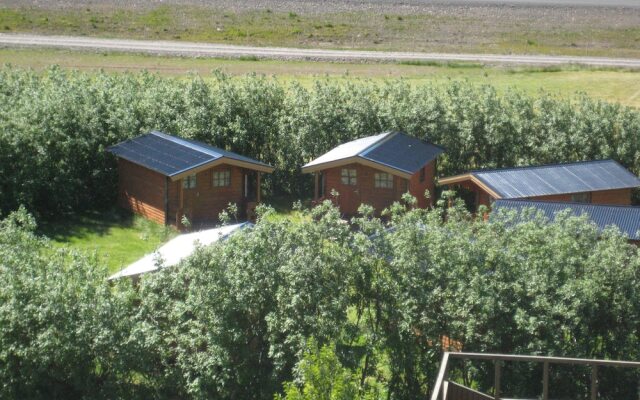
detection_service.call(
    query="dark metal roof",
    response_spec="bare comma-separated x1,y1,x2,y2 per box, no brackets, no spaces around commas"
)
108,131,273,177
473,160,640,198
493,199,640,240
303,131,444,175
360,132,445,175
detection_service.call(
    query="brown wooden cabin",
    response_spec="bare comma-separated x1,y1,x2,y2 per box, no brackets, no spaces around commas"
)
108,131,274,228
301,131,444,216
438,159,640,213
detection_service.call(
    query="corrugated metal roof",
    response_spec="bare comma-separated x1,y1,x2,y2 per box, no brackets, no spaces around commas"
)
493,199,640,240
302,131,444,174
473,160,640,198
108,131,273,176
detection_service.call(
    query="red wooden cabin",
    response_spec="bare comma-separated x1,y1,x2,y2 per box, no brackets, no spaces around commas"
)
108,131,274,227
301,132,444,216
439,160,640,212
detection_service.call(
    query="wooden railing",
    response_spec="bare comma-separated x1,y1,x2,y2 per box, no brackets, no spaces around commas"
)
430,352,640,400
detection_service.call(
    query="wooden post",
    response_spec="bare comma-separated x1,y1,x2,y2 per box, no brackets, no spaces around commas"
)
591,365,598,400
542,361,549,400
494,361,501,400
314,172,319,201
256,172,261,204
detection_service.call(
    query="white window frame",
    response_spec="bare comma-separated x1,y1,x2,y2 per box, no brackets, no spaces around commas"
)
341,168,357,185
374,172,394,189
213,169,231,187
183,174,197,189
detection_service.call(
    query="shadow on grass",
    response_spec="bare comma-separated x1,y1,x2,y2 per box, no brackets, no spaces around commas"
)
38,208,137,243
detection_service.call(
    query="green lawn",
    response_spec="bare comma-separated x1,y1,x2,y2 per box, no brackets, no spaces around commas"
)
39,209,176,273
2,48,640,108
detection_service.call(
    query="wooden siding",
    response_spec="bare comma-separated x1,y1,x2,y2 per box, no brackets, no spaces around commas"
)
118,160,253,227
446,179,633,212
320,160,437,215
117,159,166,224
528,188,631,204
409,160,437,209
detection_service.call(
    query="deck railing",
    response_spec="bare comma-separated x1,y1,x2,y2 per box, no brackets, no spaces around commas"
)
430,352,640,400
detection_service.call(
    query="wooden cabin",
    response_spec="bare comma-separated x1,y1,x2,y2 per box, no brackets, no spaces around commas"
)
301,131,444,215
108,131,274,227
439,160,640,213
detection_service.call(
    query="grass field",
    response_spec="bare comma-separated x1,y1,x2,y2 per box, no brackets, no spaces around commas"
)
2,48,639,107
1,3,639,58
39,209,176,273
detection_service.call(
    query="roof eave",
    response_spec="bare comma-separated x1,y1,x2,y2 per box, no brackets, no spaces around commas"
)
169,157,274,181
302,156,413,179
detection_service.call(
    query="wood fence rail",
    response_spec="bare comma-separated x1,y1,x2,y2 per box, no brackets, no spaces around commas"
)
430,352,640,400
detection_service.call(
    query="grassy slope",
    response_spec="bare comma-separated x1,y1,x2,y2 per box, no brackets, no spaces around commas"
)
39,209,176,273
1,5,639,58
2,48,639,108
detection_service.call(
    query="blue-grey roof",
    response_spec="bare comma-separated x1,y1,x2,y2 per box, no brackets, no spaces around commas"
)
108,131,273,177
493,199,640,240
302,131,444,176
473,160,640,198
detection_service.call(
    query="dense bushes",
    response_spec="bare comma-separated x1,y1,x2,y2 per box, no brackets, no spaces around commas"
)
2,66,640,217
0,208,141,399
2,199,639,399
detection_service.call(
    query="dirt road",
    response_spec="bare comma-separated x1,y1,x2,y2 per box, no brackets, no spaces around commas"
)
2,33,640,68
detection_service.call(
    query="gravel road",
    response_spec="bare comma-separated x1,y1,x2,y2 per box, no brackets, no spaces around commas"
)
2,33,639,68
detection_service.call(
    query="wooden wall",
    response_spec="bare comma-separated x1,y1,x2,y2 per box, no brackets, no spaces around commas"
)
320,160,437,216
118,159,250,227
117,159,166,224
169,165,245,226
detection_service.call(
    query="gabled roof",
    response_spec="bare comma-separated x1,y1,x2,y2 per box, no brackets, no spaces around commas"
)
108,131,274,180
439,160,640,199
301,131,444,179
493,199,640,241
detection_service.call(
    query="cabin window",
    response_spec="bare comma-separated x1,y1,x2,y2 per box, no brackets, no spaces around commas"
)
213,170,231,187
419,167,426,182
182,174,197,189
374,172,394,189
571,192,591,203
341,168,357,185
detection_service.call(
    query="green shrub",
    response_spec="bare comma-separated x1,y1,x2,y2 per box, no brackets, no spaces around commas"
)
0,207,141,399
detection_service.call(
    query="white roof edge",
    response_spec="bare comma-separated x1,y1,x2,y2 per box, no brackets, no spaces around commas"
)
108,222,251,280
302,132,392,168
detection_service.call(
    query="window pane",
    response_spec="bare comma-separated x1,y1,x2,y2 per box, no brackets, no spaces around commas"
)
213,170,231,187
183,174,196,189
341,168,357,185
375,172,393,189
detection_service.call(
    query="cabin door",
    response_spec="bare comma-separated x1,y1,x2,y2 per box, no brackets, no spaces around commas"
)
180,175,199,226
338,167,360,214
243,170,258,219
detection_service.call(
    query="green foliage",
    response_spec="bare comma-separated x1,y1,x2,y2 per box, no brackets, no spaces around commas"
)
2,66,640,218
0,207,142,399
1,199,640,399
278,339,384,400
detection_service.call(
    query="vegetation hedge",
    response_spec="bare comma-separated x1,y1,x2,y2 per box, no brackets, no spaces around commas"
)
1,66,640,218
2,199,639,399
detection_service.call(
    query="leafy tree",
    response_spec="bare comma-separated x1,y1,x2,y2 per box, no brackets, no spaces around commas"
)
0,208,141,399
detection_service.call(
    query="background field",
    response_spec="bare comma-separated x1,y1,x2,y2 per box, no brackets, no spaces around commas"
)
2,48,639,108
1,0,640,58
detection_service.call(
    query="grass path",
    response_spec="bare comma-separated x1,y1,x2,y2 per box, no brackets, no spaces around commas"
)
2,48,639,107
39,209,176,273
